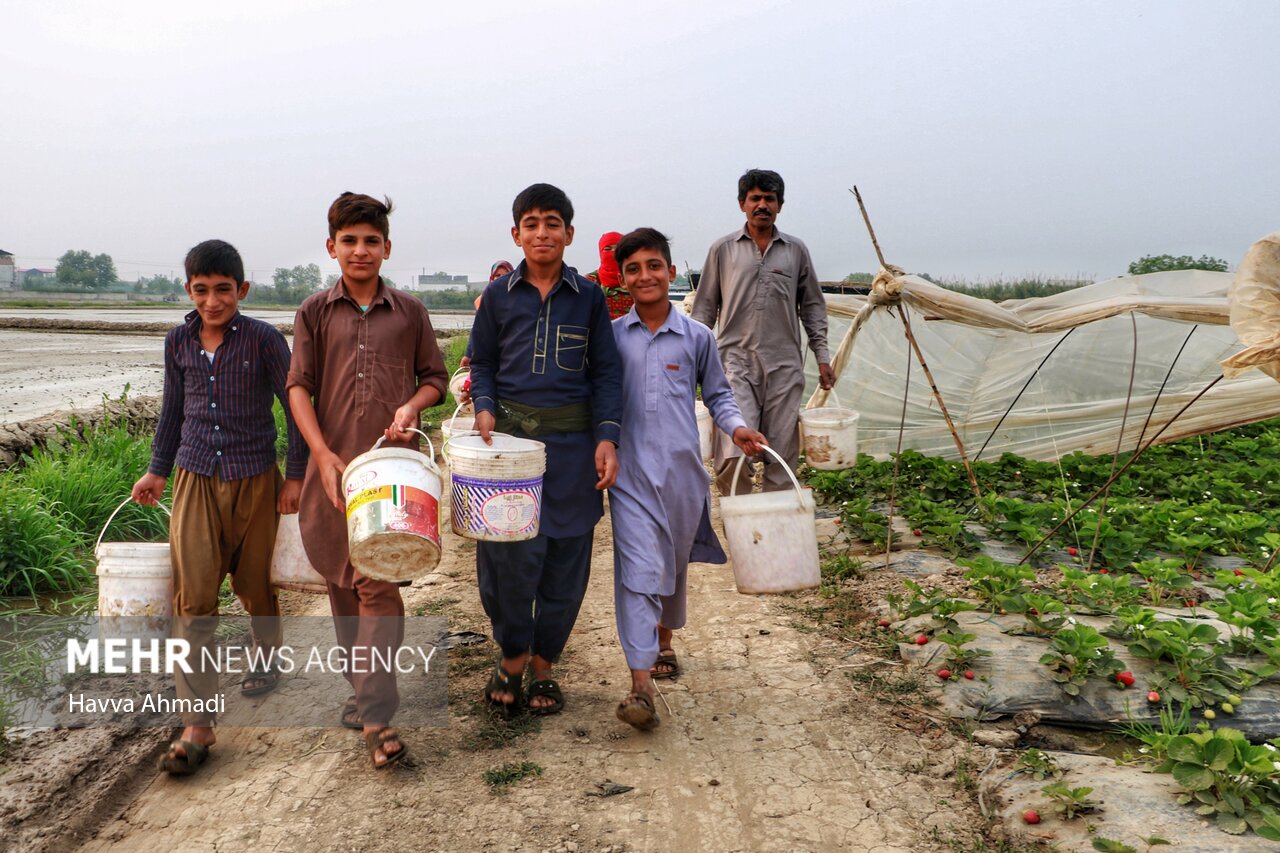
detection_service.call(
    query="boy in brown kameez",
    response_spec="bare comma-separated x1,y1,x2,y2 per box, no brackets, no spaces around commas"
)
288,193,448,768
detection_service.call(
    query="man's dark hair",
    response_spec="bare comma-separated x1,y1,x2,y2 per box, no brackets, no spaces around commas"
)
328,192,394,239
615,227,672,268
737,168,786,205
512,183,574,228
184,239,244,284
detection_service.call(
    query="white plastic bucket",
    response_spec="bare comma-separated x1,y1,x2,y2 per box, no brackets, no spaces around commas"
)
444,431,546,541
270,512,327,594
448,368,474,416
695,400,713,464
720,445,820,594
342,428,444,582
441,404,476,448
95,498,172,640
800,389,859,471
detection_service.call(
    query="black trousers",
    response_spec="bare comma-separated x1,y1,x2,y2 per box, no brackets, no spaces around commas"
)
476,531,593,662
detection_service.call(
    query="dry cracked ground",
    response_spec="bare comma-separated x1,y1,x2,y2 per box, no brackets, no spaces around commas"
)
1,490,1002,853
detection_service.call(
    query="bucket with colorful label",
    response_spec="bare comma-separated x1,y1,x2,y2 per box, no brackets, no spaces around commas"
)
342,428,443,582
444,431,546,542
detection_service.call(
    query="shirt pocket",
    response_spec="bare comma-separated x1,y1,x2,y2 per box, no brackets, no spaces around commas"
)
662,361,692,398
368,352,408,405
763,268,795,301
555,324,590,372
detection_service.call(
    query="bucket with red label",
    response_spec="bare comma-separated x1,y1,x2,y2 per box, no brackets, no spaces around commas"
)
342,428,443,581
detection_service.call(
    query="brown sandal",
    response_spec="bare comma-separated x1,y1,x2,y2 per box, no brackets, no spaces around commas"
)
616,691,660,731
651,649,679,680
365,727,407,769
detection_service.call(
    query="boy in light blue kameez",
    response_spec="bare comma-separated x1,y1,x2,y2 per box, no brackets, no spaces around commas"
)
608,228,767,730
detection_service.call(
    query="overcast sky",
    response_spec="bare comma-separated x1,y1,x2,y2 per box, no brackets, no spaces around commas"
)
3,1,1277,286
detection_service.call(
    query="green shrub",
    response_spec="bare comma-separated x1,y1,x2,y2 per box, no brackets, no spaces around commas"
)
0,481,90,598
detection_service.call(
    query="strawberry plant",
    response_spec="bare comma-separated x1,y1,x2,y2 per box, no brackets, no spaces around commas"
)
1040,781,1102,819
1040,623,1124,696
1005,592,1067,636
1125,620,1244,710
886,580,977,634
1102,605,1160,641
957,556,1033,613
1132,558,1194,607
1159,727,1280,839
1206,589,1279,655
838,497,890,552
1014,747,1062,781
933,631,992,670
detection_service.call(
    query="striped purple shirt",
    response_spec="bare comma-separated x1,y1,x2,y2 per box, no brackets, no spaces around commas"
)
148,310,308,481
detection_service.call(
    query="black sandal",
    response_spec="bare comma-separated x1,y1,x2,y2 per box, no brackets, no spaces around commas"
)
616,691,660,731
484,663,524,718
651,649,680,680
526,678,564,716
339,695,361,730
241,662,280,696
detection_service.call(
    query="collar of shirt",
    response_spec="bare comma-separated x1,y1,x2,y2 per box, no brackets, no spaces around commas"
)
507,260,579,294
182,309,244,335
621,304,686,336
735,223,790,247
324,276,397,310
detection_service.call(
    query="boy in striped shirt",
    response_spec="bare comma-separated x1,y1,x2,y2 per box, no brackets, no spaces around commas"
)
132,239,307,776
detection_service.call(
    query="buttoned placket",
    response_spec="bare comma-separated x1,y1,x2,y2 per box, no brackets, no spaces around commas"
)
356,303,370,418
644,327,660,413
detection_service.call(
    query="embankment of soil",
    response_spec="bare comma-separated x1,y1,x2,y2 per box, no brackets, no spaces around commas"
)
0,396,161,468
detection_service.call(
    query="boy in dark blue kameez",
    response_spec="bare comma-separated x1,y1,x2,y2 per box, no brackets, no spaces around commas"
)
467,183,623,715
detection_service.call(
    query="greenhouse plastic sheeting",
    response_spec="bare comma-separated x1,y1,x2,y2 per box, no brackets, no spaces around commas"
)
1223,230,1280,382
806,267,1280,461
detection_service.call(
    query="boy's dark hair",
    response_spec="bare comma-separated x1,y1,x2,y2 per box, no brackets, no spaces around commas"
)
615,227,672,268
737,168,786,205
184,239,244,284
512,183,574,228
328,192,394,239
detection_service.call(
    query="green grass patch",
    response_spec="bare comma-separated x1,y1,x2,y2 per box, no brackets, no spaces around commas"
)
483,760,543,791
463,710,541,751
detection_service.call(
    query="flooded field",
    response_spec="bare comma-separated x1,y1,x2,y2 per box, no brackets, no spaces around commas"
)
0,308,472,424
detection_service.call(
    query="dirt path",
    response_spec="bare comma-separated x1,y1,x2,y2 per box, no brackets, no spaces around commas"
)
23,491,986,852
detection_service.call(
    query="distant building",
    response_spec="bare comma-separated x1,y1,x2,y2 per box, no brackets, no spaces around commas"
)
15,267,55,287
405,272,477,292
0,250,14,289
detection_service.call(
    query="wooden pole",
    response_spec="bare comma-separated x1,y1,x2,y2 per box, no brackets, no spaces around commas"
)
850,186,981,502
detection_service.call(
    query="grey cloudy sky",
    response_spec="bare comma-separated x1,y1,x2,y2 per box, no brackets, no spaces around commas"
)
3,0,1277,285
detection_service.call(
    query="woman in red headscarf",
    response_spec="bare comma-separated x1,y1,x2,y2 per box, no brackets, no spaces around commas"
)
586,232,633,320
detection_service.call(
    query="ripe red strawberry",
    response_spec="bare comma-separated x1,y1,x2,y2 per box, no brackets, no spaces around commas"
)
912,529,923,537
1022,809,1040,824
1098,568,1110,574
1147,690,1160,703
877,618,891,628
915,634,929,646
1115,671,1135,687
963,670,975,680
1183,599,1196,608
1234,569,1246,576
936,668,952,680
1067,547,1078,556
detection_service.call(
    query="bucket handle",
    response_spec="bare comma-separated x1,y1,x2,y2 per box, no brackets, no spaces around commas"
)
95,496,171,555
442,404,529,460
807,388,840,410
371,426,436,460
729,444,807,502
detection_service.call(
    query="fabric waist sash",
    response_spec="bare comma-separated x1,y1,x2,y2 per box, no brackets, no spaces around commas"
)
497,399,593,436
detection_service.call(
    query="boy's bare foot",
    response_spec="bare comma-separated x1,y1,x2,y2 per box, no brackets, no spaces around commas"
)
527,654,558,711
158,724,216,775
617,674,659,731
486,654,529,706
363,725,405,768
